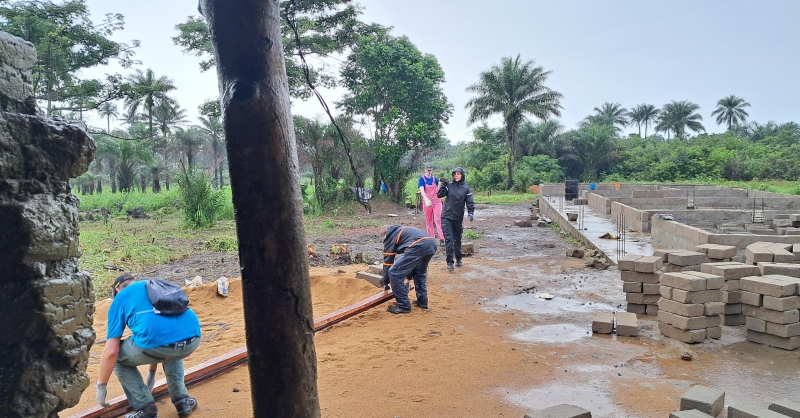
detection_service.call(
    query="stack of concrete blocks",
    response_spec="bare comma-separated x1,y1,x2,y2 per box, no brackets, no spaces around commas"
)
694,244,737,263
700,262,760,326
670,385,725,418
665,251,709,273
618,254,663,315
758,262,800,279
773,214,800,236
744,242,795,265
657,271,724,343
740,274,800,350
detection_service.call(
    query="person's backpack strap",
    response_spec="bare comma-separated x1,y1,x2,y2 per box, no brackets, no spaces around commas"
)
145,279,189,315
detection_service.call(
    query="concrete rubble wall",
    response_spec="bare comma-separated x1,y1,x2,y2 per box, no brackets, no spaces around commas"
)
0,31,96,418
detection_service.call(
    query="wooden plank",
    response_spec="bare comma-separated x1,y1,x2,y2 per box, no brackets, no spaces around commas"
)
71,290,394,417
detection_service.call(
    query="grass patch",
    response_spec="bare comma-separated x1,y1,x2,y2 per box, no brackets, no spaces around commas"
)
547,222,581,247
463,228,482,239
473,191,536,205
76,187,236,220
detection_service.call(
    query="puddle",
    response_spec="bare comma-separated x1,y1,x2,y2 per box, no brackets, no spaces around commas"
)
507,383,618,417
512,324,589,343
493,293,617,314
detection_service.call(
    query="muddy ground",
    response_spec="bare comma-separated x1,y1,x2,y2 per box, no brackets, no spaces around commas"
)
68,200,800,418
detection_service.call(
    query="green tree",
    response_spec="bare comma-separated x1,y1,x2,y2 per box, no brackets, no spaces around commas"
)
94,134,152,192
199,102,226,189
0,0,138,115
560,124,620,181
656,100,705,140
123,68,177,147
583,102,628,133
465,55,563,189
96,101,118,133
518,119,562,157
172,3,384,99
174,127,206,167
627,104,660,138
711,95,751,131
339,33,452,201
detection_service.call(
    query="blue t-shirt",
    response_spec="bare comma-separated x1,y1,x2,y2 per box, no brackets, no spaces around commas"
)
107,281,202,349
418,175,438,188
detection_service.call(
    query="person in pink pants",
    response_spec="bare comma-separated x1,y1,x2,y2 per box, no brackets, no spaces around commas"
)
418,164,445,247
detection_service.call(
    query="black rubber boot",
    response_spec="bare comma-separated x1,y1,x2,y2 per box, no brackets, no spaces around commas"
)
173,396,198,417
447,263,454,271
456,259,463,267
387,305,411,314
412,299,428,309
125,404,158,418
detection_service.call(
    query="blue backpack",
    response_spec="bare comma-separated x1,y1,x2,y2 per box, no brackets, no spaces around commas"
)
145,279,189,315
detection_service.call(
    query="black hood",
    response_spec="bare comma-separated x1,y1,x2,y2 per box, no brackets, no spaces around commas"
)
452,167,466,182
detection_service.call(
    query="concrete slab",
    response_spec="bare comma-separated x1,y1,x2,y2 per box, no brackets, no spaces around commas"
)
618,254,643,271
769,398,800,418
670,410,714,418
742,305,800,324
680,385,725,417
658,310,720,330
758,262,800,278
740,276,798,297
671,289,723,304
368,265,383,274
746,316,767,333
626,292,661,304
746,329,800,350
659,322,706,343
669,251,710,266
762,295,800,311
524,404,592,418
708,245,737,259
615,312,638,336
356,271,382,287
682,271,725,289
634,255,664,273
592,312,614,334
746,246,774,263
766,321,800,338
741,291,763,306
729,403,793,418
623,282,642,293
659,298,705,317
620,271,661,284
662,272,707,291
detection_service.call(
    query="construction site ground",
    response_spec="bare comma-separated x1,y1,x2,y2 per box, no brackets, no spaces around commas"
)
64,201,800,418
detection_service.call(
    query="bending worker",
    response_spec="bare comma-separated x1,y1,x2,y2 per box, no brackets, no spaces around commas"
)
437,167,475,271
96,274,201,418
381,224,438,314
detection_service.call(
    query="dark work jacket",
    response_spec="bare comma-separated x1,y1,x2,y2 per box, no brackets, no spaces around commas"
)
437,168,475,222
381,225,433,285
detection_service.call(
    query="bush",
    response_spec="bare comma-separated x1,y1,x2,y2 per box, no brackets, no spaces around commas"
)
176,168,223,229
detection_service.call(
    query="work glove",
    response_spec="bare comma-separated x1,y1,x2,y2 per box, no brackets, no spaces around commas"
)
146,370,156,392
468,214,474,222
95,382,110,407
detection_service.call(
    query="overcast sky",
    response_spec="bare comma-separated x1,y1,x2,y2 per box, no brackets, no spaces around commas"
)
83,0,800,142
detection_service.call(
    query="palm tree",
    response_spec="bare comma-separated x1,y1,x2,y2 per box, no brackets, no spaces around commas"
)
199,114,226,188
711,95,751,130
518,119,562,157
656,100,705,140
96,102,119,133
626,104,660,138
175,127,206,167
583,102,628,133
465,55,563,189
124,68,177,149
95,135,153,192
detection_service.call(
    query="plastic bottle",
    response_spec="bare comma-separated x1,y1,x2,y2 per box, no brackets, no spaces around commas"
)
216,277,229,297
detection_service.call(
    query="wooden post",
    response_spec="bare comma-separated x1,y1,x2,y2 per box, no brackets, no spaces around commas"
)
199,1,320,416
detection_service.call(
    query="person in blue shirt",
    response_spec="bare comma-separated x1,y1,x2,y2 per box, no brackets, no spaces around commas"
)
95,274,202,418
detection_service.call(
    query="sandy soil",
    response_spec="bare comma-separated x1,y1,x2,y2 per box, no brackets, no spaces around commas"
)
64,202,800,418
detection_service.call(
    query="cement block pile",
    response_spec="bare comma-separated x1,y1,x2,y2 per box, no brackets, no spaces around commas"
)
744,242,795,265
694,244,737,263
700,262,759,326
741,274,800,350
618,254,662,315
657,271,723,343
773,214,800,236
664,250,709,273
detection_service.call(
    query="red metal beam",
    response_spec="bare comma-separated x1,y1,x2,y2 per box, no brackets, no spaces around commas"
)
70,289,395,418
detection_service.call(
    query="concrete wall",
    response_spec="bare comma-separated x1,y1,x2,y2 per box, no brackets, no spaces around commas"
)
671,209,753,225
538,196,611,263
651,218,712,251
588,192,611,215
610,201,661,233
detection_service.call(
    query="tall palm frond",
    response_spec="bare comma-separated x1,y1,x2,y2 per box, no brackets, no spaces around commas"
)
711,95,750,131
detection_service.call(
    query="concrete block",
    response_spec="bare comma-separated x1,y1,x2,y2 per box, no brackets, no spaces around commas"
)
618,254,643,271
740,276,798,297
722,314,746,326
620,270,661,284
704,302,725,316
667,264,702,273
746,330,800,350
659,322,706,343
771,248,796,263
742,305,800,324
646,304,659,315
741,291,762,306
729,403,794,418
723,291,742,304
766,321,800,338
635,255,664,273
592,312,614,334
707,326,722,339
683,271,725,289
643,283,661,294
462,242,474,254
746,316,767,333
616,312,639,336
524,404,591,418
694,244,714,254
627,303,646,314
514,219,533,227
659,298,705,317
680,385,725,417
670,410,714,418
724,303,742,314
769,398,800,418
356,271,383,287
706,263,761,280
661,286,673,299
701,262,742,274
626,292,661,304
791,215,800,222
669,251,709,266
654,248,684,262
708,245,738,259
671,289,722,304
658,310,721,330
623,282,642,293
746,246,774,263
721,279,740,291
762,295,800,311
758,263,800,278
368,265,383,274
662,272,707,291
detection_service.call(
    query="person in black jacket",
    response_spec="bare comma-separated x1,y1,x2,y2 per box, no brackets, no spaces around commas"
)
381,224,438,314
437,167,475,271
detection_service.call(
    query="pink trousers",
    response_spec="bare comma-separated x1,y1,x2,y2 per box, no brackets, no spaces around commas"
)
423,184,444,239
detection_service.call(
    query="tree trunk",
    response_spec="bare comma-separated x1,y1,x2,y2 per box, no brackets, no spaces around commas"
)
200,1,320,417
96,179,102,194
506,124,516,190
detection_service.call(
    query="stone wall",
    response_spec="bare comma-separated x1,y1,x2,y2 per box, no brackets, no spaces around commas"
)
0,31,96,417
